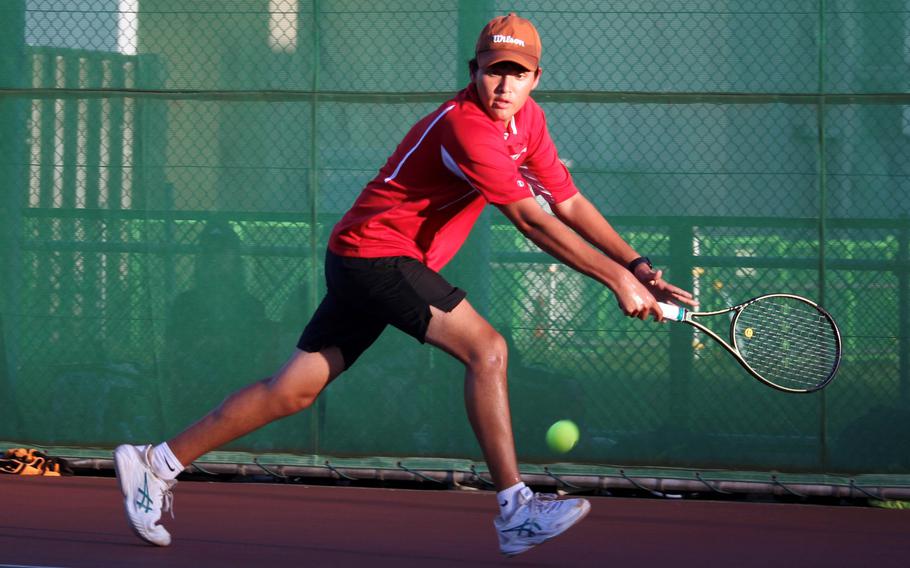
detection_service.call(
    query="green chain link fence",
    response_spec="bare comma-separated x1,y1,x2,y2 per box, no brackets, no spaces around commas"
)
1,1,909,482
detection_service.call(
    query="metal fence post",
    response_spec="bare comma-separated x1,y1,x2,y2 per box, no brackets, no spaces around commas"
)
816,0,829,470
451,1,495,318
667,221,695,434
309,0,323,454
899,216,909,405
456,0,493,86
0,0,26,436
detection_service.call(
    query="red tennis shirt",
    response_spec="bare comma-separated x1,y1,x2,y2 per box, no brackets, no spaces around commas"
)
328,83,579,271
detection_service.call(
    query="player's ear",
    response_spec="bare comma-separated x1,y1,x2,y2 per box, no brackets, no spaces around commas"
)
468,58,478,81
531,66,542,89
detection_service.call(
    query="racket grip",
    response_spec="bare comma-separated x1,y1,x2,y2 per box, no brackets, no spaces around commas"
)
658,302,685,321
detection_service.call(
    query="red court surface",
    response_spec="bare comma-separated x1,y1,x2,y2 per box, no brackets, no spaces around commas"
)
2,475,909,567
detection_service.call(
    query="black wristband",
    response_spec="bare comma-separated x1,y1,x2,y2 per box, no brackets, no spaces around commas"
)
627,256,652,272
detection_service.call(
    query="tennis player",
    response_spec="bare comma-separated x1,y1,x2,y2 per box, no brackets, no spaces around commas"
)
114,13,695,556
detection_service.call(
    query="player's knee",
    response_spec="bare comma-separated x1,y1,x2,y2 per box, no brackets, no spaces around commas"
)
467,331,508,374
273,389,317,417
264,375,318,417
283,393,317,416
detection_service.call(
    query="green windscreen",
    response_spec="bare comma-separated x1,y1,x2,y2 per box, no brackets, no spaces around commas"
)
1,0,908,477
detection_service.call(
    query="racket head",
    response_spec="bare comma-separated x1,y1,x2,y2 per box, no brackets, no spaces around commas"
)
729,294,842,393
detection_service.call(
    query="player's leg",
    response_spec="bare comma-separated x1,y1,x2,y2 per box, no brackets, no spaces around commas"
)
115,250,397,547
343,256,524,497
352,257,521,489
167,346,344,465
113,346,344,547
423,300,590,557
423,300,519,491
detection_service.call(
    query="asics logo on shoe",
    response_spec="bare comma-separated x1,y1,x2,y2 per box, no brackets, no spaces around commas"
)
136,472,154,513
502,519,542,538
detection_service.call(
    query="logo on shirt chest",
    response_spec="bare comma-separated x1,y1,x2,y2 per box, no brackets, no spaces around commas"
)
506,131,529,161
509,147,528,161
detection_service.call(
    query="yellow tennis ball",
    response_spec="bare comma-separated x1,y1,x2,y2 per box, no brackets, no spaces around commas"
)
546,420,579,453
744,327,754,339
714,280,723,290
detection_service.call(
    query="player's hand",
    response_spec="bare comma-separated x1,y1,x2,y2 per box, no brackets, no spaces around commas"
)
614,271,663,321
632,264,698,308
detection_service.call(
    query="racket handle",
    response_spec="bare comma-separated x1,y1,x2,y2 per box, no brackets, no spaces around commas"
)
658,302,685,321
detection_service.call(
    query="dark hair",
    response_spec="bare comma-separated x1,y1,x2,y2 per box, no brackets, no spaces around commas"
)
468,57,541,78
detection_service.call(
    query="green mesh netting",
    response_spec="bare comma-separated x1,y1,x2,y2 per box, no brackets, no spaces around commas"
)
1,0,908,476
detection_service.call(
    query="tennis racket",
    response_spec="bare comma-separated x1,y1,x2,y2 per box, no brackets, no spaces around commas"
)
659,293,842,393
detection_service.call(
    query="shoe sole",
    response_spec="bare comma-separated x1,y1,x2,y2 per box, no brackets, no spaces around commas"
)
501,500,592,557
113,445,170,547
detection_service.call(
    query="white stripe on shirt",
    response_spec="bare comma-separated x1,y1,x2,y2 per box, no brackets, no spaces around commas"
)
438,145,479,210
383,104,456,184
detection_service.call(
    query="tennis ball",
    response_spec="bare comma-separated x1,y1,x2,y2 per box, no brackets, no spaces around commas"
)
714,280,724,290
546,420,579,453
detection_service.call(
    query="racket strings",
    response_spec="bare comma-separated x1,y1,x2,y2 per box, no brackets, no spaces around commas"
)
737,304,837,385
734,298,839,390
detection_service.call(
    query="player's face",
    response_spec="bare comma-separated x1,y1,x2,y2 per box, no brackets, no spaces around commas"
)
472,61,541,123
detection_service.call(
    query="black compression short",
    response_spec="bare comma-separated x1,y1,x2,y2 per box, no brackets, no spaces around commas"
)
297,250,466,369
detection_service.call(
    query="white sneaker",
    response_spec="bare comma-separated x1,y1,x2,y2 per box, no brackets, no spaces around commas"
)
494,492,590,556
113,444,176,546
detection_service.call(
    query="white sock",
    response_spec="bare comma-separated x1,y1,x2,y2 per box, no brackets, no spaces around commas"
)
497,482,532,519
149,442,184,481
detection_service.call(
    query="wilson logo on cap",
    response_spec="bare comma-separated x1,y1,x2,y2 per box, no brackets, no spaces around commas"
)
492,34,526,47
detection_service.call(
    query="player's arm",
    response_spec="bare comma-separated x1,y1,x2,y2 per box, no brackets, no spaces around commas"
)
496,197,660,320
551,193,697,307
550,193,637,265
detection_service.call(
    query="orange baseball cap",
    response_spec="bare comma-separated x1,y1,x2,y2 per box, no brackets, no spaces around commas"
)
474,13,541,71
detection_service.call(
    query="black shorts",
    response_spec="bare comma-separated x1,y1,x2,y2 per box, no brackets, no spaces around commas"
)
297,251,466,369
